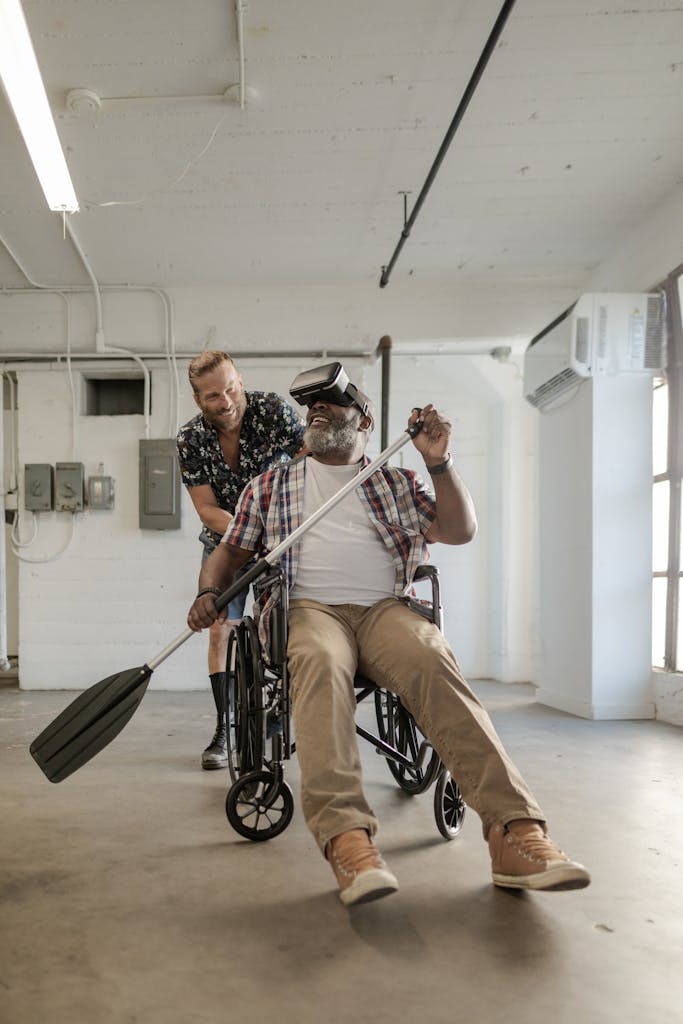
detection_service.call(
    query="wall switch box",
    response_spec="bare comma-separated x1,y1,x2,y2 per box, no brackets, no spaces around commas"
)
87,475,115,510
139,439,181,530
55,462,85,512
25,464,54,511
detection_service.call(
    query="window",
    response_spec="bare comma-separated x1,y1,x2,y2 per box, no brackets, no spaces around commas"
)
652,267,683,671
81,374,147,416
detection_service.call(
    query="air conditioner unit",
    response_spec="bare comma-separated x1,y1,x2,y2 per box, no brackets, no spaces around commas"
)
523,292,666,409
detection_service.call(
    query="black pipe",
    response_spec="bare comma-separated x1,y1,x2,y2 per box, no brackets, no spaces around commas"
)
379,0,518,288
378,334,392,449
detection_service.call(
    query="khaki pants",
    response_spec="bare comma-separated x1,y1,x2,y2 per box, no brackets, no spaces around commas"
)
287,598,545,853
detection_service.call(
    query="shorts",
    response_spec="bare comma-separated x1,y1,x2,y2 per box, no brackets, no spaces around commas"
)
199,527,250,621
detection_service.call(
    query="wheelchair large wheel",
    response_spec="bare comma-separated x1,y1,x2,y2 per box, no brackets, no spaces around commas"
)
433,769,466,840
374,690,441,795
225,770,294,841
226,619,264,784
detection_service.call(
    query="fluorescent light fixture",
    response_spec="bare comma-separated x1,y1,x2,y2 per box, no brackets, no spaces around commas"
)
0,0,79,212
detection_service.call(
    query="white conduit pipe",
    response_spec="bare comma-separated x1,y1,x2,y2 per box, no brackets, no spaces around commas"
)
0,229,159,435
235,0,247,110
64,218,104,349
6,372,17,491
105,346,151,439
64,220,152,435
0,374,11,670
0,358,78,565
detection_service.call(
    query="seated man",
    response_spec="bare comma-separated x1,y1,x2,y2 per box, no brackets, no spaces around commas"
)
187,373,590,907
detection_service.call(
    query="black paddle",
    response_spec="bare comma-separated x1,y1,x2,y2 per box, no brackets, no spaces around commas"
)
30,422,422,782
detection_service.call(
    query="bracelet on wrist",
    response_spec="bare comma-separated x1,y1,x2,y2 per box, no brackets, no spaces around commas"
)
196,586,221,599
426,453,453,476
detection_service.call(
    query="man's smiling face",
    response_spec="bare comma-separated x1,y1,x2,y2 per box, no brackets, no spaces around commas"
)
304,401,363,456
193,362,247,431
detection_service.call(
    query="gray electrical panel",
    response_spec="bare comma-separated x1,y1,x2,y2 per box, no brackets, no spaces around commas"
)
139,439,181,530
25,464,54,511
55,462,85,512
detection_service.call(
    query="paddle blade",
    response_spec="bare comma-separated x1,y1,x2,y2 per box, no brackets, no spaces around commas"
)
30,665,153,783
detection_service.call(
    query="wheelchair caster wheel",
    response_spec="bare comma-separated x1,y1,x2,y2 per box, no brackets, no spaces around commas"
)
434,769,466,841
225,770,294,842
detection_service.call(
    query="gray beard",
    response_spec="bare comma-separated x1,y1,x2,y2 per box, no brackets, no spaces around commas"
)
304,417,359,456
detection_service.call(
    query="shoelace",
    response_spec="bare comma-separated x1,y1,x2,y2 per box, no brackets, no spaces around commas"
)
507,829,566,863
332,840,384,878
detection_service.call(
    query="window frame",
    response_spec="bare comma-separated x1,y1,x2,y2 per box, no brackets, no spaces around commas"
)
653,265,683,671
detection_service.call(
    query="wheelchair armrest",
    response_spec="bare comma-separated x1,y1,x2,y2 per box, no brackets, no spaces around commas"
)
413,564,439,583
405,564,443,631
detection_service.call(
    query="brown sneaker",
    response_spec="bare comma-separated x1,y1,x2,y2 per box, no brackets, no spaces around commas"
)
489,820,591,891
326,829,399,906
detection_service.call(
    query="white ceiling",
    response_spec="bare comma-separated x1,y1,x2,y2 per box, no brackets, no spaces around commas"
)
1,0,682,293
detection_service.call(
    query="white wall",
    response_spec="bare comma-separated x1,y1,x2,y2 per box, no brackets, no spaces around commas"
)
0,278,581,360
4,203,681,720
1,286,538,692
384,352,537,682
535,374,654,719
583,185,683,724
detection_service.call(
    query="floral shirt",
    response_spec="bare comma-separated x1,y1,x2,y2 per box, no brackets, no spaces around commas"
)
176,391,305,543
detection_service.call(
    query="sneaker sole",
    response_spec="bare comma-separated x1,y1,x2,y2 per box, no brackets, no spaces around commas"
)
492,864,591,892
201,758,228,770
340,869,399,906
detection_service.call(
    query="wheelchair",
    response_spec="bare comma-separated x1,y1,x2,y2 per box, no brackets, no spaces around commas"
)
223,564,466,844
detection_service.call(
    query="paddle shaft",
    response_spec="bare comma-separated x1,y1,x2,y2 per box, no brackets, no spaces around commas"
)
147,423,420,671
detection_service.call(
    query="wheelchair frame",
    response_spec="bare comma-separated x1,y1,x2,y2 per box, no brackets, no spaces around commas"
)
223,564,466,844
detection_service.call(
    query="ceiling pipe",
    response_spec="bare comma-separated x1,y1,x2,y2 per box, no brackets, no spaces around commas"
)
379,0,518,288
0,349,377,367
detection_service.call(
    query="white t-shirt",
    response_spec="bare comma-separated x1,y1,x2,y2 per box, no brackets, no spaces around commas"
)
289,459,397,605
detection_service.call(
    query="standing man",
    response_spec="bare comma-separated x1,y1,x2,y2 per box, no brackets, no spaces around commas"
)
177,351,305,769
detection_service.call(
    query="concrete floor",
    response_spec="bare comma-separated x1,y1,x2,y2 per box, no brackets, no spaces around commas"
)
2,679,682,1024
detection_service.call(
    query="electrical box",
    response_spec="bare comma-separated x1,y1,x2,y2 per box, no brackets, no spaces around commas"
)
139,439,181,530
24,464,54,511
87,475,115,510
55,462,85,512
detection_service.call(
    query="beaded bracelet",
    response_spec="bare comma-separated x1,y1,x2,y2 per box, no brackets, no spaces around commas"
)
426,453,453,476
196,586,221,599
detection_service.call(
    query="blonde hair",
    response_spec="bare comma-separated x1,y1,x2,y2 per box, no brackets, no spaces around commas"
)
188,351,235,394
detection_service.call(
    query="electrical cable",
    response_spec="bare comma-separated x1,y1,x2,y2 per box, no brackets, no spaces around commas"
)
11,512,78,563
84,111,228,209
10,510,37,548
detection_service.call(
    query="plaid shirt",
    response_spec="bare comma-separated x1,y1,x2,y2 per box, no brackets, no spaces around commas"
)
176,391,305,543
224,454,437,651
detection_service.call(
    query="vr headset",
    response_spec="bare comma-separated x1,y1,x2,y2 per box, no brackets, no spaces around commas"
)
289,362,371,420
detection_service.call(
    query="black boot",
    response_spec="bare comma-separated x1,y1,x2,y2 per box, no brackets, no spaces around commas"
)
202,672,228,770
